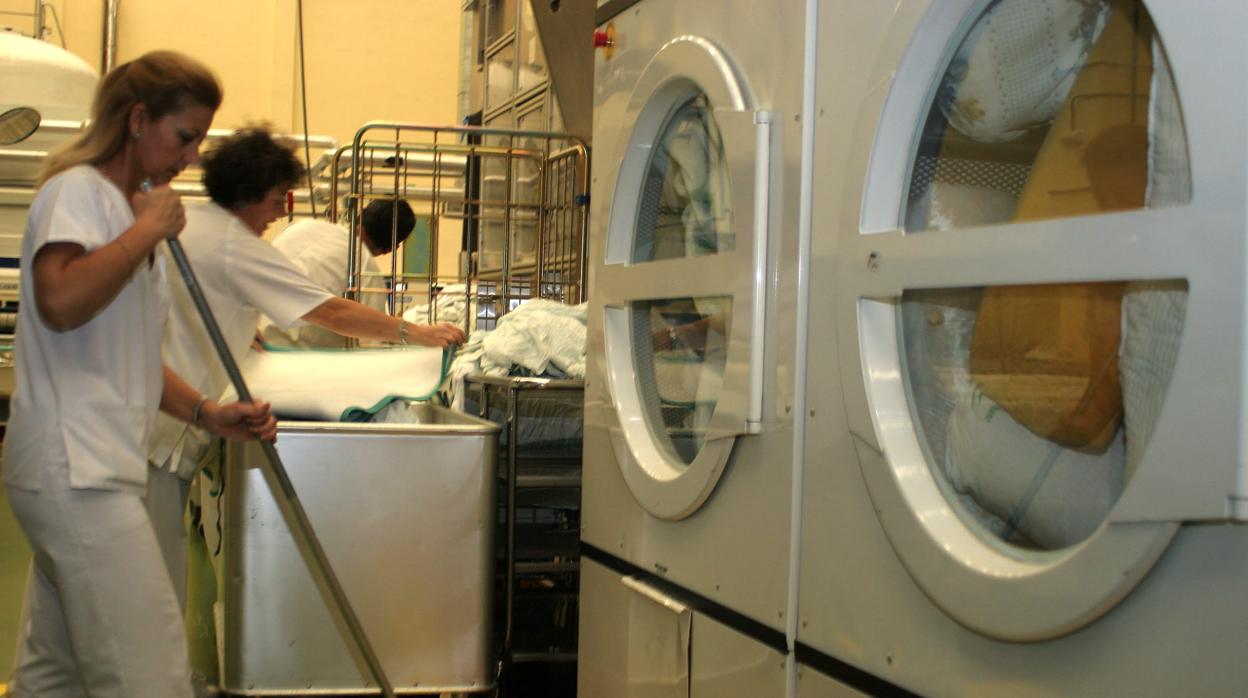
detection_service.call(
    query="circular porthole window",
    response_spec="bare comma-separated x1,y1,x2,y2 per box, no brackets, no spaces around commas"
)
632,296,732,465
847,0,1193,640
631,93,734,263
596,36,773,520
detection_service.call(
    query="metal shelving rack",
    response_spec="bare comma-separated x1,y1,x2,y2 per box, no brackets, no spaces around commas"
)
461,374,583,687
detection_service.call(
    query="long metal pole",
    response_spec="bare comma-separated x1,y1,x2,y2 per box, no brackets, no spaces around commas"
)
295,0,318,220
165,237,396,698
101,0,119,74
785,0,820,694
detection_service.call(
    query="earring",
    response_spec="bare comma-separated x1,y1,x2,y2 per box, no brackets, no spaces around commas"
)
134,131,142,139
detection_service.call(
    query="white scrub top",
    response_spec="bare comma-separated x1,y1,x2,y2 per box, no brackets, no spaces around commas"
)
149,201,333,479
261,218,387,348
2,165,168,493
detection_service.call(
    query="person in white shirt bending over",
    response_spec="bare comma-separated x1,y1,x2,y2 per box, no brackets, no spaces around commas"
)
262,197,416,347
147,126,465,613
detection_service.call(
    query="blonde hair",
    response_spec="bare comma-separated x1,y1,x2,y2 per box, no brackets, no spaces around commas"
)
39,50,222,185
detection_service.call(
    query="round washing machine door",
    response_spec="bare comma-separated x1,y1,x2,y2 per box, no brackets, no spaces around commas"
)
597,36,776,521
835,0,1238,641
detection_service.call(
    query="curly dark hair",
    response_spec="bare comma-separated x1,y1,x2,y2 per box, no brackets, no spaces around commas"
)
360,198,415,254
201,126,306,208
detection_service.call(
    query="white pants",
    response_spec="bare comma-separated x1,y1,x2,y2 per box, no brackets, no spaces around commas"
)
6,465,192,698
145,464,193,611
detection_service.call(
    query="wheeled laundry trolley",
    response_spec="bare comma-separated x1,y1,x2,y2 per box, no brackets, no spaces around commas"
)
219,403,499,695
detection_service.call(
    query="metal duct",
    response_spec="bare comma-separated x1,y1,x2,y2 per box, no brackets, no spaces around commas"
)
33,0,44,41
102,0,118,73
528,0,593,143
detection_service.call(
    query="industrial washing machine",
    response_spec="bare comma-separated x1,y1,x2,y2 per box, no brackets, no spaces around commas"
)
578,0,807,695
797,0,1248,695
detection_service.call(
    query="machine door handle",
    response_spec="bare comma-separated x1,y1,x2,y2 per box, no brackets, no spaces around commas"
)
621,575,689,615
746,110,774,434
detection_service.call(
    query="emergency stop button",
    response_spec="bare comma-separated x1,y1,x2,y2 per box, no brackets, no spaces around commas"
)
594,24,615,60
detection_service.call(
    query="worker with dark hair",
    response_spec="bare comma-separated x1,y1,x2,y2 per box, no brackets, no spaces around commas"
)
263,197,418,347
148,125,464,615
361,197,416,253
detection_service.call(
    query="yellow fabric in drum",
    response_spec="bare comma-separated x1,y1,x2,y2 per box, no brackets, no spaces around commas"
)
969,2,1153,452
971,282,1125,451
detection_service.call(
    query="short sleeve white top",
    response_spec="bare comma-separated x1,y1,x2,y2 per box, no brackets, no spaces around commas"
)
271,219,364,298
261,219,386,348
149,202,333,478
2,165,168,493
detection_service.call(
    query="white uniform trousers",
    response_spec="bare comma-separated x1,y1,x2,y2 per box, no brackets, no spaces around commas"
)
6,464,192,698
145,463,193,611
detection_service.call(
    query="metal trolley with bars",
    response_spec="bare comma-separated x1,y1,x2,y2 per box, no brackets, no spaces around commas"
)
331,121,589,692
328,121,589,333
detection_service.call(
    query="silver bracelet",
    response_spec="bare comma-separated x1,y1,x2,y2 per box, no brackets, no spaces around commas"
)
190,396,209,426
398,319,409,345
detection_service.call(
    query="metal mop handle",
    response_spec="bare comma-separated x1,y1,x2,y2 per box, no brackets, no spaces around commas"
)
163,234,397,698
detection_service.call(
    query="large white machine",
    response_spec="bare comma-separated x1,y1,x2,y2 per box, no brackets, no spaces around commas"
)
798,0,1248,695
578,0,806,695
0,32,95,400
0,31,97,258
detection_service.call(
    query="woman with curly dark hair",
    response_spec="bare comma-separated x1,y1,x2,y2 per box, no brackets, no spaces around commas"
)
147,125,464,618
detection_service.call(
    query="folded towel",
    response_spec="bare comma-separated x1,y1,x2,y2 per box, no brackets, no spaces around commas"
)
227,345,448,421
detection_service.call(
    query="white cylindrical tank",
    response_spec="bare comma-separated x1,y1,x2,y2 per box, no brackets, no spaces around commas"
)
0,31,97,261
0,29,97,123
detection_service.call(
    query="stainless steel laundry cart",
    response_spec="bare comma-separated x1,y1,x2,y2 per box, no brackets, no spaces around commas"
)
220,403,500,695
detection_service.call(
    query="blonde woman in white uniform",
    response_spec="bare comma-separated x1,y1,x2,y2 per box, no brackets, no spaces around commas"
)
1,52,277,698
